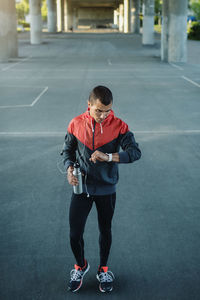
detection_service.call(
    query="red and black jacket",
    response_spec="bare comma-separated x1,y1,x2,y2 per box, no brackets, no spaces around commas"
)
63,109,141,195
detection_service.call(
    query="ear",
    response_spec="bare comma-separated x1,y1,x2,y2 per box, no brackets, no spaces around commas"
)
87,100,91,107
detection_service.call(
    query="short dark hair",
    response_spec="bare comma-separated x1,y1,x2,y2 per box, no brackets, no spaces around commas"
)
89,86,113,105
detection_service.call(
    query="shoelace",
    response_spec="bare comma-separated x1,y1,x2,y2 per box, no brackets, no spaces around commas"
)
70,269,82,281
98,271,114,283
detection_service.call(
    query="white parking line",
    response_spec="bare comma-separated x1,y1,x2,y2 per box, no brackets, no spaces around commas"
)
135,130,200,134
0,104,31,109
1,57,31,71
30,86,48,106
0,86,48,109
0,130,200,137
169,63,184,71
182,76,200,88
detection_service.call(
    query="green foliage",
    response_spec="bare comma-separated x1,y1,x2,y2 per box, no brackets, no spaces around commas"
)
155,0,162,15
190,0,200,20
18,20,30,28
41,0,47,22
188,21,200,40
16,0,47,23
16,0,29,22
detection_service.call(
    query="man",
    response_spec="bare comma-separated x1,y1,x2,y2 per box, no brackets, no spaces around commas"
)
63,86,141,293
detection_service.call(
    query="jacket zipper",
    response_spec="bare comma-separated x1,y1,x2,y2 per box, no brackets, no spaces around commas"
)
92,121,96,150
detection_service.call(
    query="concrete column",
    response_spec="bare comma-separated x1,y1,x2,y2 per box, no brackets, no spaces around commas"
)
30,0,42,44
64,0,73,31
0,0,18,61
67,1,73,31
61,0,64,31
168,0,187,62
161,0,169,61
57,0,64,32
57,0,62,32
114,10,118,26
64,0,68,31
142,0,154,45
131,0,140,33
124,0,131,33
47,0,57,33
119,4,124,32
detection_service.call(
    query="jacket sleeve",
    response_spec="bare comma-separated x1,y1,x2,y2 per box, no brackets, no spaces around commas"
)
63,131,77,170
118,131,141,163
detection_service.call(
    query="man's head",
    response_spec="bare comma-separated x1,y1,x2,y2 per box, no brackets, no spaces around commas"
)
88,86,113,123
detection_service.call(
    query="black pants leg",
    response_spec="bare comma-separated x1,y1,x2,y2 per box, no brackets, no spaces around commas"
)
95,193,116,267
69,193,93,267
69,193,116,267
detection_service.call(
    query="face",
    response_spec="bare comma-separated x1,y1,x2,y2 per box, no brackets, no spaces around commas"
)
88,99,112,123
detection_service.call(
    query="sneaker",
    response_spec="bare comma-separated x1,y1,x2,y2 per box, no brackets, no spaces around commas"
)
96,266,115,293
68,260,90,292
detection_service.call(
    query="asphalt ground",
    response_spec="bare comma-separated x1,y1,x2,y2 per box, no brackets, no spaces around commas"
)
0,32,200,300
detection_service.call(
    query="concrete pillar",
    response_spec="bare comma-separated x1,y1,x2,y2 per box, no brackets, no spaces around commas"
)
0,0,18,61
168,0,187,62
61,0,65,31
64,0,68,31
114,10,118,26
64,0,73,31
161,0,169,61
142,0,154,45
131,0,140,33
119,4,124,32
47,0,57,32
30,0,42,44
124,0,131,33
57,0,62,32
57,0,64,32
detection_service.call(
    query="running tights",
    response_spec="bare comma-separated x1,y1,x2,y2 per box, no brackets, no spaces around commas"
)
69,192,116,268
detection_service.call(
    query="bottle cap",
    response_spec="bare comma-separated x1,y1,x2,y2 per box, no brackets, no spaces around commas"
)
74,162,80,168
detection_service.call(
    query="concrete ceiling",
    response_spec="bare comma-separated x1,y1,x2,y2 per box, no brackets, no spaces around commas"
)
70,0,122,8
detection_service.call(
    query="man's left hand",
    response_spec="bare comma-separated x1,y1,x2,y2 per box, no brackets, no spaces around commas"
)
89,150,109,163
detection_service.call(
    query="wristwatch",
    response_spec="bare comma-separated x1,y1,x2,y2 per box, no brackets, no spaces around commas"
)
106,153,112,162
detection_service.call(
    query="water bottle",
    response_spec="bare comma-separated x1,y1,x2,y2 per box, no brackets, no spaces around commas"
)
72,162,83,194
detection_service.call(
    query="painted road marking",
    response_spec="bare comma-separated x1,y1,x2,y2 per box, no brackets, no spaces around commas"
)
182,76,200,88
169,63,184,71
0,86,48,109
1,57,31,71
0,130,200,137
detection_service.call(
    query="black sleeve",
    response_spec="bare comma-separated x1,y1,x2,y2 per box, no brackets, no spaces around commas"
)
118,131,141,163
62,132,77,170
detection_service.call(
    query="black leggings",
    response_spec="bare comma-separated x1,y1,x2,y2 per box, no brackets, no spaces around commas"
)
69,192,116,267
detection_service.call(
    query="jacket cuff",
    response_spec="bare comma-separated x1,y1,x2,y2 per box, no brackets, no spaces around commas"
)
119,151,130,163
64,160,74,170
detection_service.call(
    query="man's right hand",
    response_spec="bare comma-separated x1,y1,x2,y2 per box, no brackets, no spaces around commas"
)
67,166,78,186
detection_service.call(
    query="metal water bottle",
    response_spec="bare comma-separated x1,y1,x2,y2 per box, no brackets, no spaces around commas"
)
72,162,83,194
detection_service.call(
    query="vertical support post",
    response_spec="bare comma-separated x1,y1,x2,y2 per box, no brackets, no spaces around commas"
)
114,10,118,26
124,0,130,33
57,0,62,32
161,0,169,61
131,0,140,33
142,0,154,45
168,0,188,62
47,0,57,33
30,0,42,44
119,4,124,32
0,0,18,61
